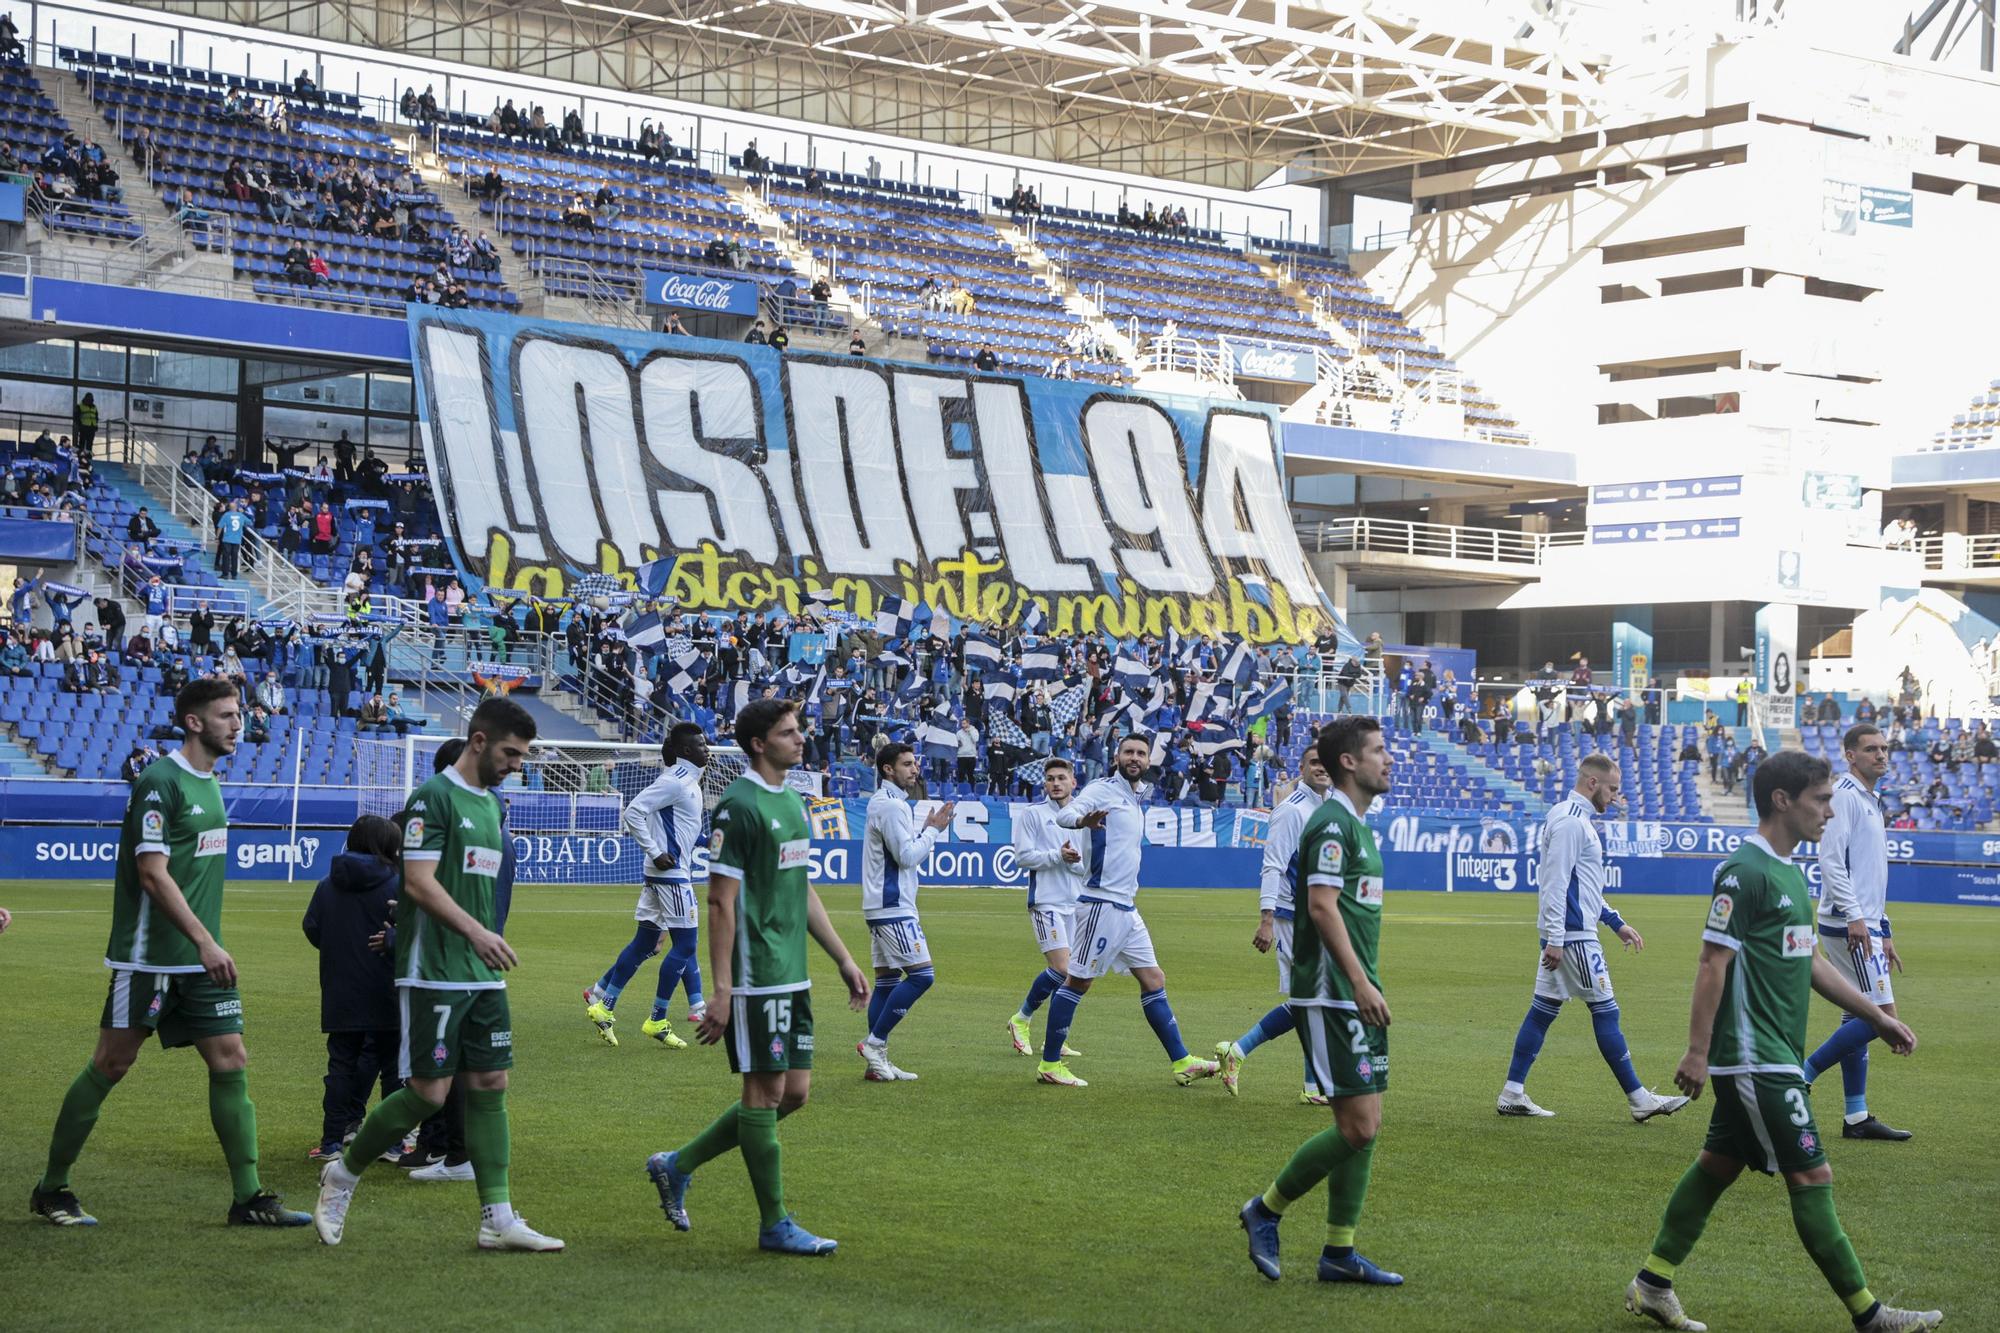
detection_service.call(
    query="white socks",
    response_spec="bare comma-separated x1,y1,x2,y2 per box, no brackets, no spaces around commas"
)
324,1158,361,1190
1503,1081,1527,1097
482,1202,518,1230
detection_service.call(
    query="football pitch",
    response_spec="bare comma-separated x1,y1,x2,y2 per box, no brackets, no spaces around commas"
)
1,880,1994,1332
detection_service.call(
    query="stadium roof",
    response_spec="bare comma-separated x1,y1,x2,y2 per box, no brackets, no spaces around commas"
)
140,0,1619,189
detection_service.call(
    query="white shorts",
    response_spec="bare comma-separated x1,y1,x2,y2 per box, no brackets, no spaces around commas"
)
1533,939,1614,1004
1821,926,1895,1006
636,881,697,930
1030,904,1075,954
868,917,930,970
1273,915,1296,992
1069,900,1157,979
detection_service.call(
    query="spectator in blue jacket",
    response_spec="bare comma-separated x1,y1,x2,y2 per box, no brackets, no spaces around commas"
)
40,582,87,627
9,576,37,627
302,815,405,1160
0,629,29,677
142,574,171,636
216,499,250,578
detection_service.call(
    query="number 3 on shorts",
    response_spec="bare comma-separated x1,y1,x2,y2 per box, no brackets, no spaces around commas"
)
1784,1087,1811,1126
1346,1018,1368,1053
762,997,792,1033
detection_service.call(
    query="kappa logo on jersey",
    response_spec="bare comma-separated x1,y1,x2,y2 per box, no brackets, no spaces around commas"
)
1707,893,1735,931
1783,926,1816,958
460,817,475,830
141,809,165,841
1778,895,1794,908
777,838,811,871
404,817,426,849
144,791,162,803
188,804,205,815
462,846,503,877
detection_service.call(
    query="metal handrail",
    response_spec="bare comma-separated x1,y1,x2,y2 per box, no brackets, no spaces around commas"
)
1913,532,2000,571
1299,516,1583,565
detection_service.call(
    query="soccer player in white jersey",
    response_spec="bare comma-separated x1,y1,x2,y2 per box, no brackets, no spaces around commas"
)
583,724,709,1050
1036,733,1220,1089
1496,753,1689,1122
1801,723,1912,1141
1005,757,1087,1058
857,743,953,1082
1216,743,1331,1102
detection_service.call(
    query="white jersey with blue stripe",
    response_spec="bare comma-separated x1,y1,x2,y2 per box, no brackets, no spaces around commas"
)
1055,775,1146,908
1260,784,1325,919
862,779,941,924
620,758,704,885
1011,797,1086,909
1818,771,1890,931
1536,793,1621,945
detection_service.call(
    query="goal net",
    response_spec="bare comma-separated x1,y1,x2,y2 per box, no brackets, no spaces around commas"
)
350,736,749,885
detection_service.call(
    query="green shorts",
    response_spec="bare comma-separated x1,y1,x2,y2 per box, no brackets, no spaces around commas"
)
1703,1070,1827,1175
725,989,814,1075
399,986,513,1080
1293,1004,1389,1098
102,969,243,1049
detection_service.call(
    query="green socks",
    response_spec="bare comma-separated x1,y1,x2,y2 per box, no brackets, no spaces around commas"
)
1789,1183,1874,1314
339,1087,441,1176
40,1062,117,1192
465,1088,511,1207
1261,1125,1374,1248
1646,1161,1734,1272
207,1069,264,1204
677,1102,744,1173
737,1105,786,1229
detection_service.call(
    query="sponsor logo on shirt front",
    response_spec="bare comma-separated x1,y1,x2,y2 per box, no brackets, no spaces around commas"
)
462,846,503,877
1354,874,1384,906
195,828,228,857
777,839,810,871
1782,926,1816,958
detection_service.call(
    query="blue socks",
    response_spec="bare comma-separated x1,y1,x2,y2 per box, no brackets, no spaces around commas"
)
650,927,701,1022
869,967,935,1041
1588,999,1642,1096
595,925,663,1009
1019,967,1064,1018
1140,987,1188,1062
1805,1016,1875,1117
867,980,895,1032
1042,986,1085,1062
1237,1003,1295,1057
1506,997,1562,1084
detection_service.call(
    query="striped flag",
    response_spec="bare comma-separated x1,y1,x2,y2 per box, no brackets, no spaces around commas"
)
1218,638,1257,688
634,555,677,598
1112,653,1153,696
1019,602,1047,635
963,629,1004,669
1189,720,1244,756
1243,678,1293,722
919,712,960,762
625,611,667,650
1020,645,1062,681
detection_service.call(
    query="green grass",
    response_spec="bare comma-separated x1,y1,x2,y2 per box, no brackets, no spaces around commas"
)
1,880,1994,1331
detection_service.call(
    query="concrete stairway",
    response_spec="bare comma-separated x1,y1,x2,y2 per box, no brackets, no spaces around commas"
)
993,221,1141,372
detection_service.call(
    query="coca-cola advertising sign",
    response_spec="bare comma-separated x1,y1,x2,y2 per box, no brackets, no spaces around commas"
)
641,268,759,317
1224,341,1316,384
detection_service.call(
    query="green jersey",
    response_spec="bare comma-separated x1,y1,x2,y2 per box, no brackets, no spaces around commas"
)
708,772,813,995
1702,834,1818,1075
397,766,507,989
105,751,229,973
1291,789,1385,1008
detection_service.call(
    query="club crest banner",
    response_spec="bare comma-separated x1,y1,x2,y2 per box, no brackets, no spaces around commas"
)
407,310,1342,645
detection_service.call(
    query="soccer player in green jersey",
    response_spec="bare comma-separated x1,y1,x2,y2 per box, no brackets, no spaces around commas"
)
1625,751,1940,1333
646,698,870,1255
1239,716,1402,1286
32,678,310,1229
312,698,563,1252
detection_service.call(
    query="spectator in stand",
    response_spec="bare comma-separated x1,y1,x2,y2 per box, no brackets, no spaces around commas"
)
120,743,156,783
740,139,764,173
73,392,99,459
256,670,287,715
469,167,504,201
359,693,392,732
140,572,170,636
974,343,999,372
562,191,595,230
439,278,471,309
810,276,832,304
849,330,868,356
283,240,318,288
384,690,416,736
127,506,161,546
292,69,321,105
660,312,688,336
444,577,466,624
1974,723,1998,765
743,320,769,346
469,232,500,271
123,629,155,669
0,628,28,677
244,705,272,745
767,324,790,352
0,12,22,61
215,498,250,578
311,502,337,556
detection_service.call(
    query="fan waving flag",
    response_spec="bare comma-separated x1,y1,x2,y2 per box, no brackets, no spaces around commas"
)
634,555,677,598
1218,638,1257,689
1019,602,1047,635
625,610,667,651
919,713,960,762
874,598,918,641
1243,678,1293,722
1189,719,1244,755
663,648,708,697
1112,653,1153,697
1048,680,1089,726
1020,645,1063,681
986,703,1031,750
964,629,1004,670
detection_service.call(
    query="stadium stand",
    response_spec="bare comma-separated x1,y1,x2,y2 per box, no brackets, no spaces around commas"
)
1,61,143,242
1802,717,1997,831
1458,724,1714,823
1925,374,2000,450
760,177,1130,382
68,55,517,312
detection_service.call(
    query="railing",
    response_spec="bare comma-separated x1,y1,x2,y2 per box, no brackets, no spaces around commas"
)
1299,517,1584,566
1138,333,1235,388
1914,533,2000,573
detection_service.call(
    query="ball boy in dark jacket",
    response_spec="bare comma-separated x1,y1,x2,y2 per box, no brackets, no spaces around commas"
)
303,815,404,1158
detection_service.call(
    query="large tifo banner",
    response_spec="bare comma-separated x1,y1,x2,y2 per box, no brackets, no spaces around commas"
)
407,311,1336,644
10,810,1997,907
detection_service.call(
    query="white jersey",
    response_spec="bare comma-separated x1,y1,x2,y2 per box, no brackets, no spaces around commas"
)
1056,775,1146,907
862,779,941,923
1818,771,1889,929
1011,797,1085,909
621,758,704,885
1537,793,1622,945
1260,784,1325,919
